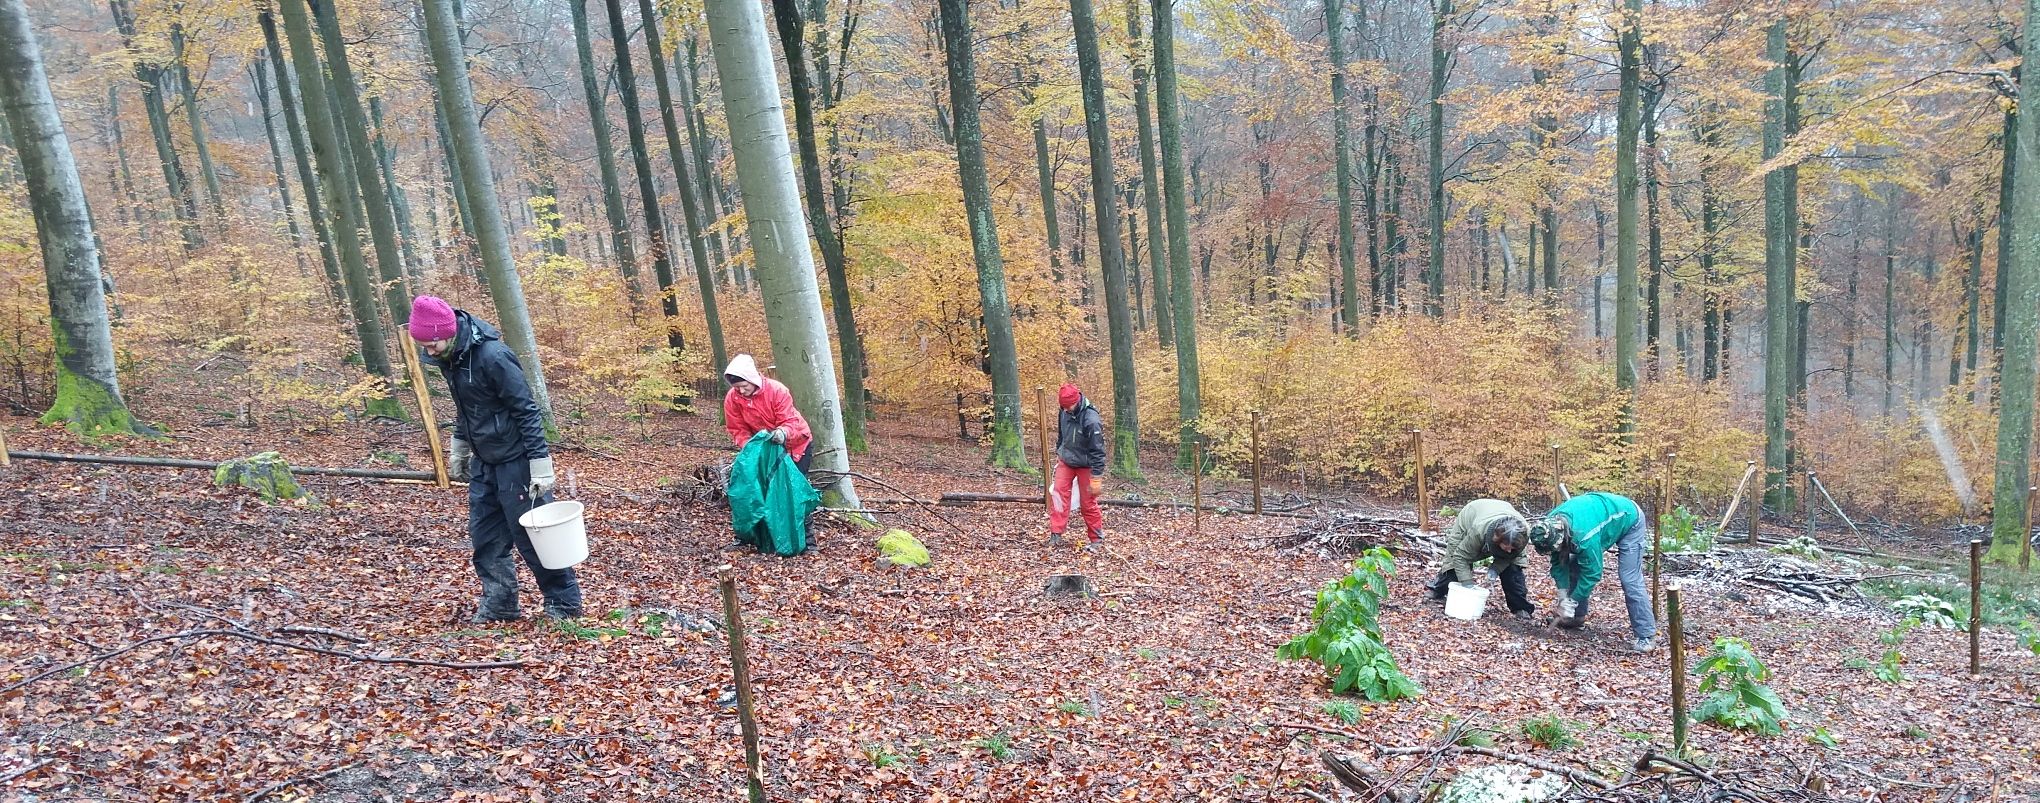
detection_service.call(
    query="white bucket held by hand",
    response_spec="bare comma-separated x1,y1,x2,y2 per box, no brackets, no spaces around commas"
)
1444,582,1489,621
519,500,588,569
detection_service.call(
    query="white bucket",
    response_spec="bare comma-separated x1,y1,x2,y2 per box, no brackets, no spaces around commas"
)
1444,582,1490,621
519,500,588,569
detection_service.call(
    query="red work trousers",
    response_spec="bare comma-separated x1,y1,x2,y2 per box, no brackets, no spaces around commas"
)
1049,461,1104,539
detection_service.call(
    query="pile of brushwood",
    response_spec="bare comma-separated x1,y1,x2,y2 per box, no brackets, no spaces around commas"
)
1264,508,1432,557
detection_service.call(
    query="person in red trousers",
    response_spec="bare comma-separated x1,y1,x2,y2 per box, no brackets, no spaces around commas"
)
1050,382,1106,548
723,354,814,474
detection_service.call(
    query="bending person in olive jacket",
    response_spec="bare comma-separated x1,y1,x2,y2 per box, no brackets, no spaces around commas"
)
411,295,582,623
1426,499,1534,619
1532,491,1654,652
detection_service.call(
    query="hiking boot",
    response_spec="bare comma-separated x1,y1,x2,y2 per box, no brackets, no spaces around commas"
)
471,609,520,625
1048,531,1064,546
1513,610,1535,622
1632,636,1656,653
544,606,583,621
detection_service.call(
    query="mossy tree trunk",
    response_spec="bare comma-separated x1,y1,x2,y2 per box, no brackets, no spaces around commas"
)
1761,18,1798,511
1153,0,1201,468
1990,0,2040,566
637,0,726,373
0,0,153,438
935,0,1030,469
1069,0,1141,480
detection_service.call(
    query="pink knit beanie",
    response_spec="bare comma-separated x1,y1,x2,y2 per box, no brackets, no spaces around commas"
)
408,296,458,341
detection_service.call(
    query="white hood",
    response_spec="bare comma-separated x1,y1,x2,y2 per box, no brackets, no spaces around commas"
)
724,354,764,386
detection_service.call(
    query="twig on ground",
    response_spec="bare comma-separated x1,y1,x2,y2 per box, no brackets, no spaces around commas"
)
0,628,526,695
240,760,363,803
1835,762,1949,790
1376,745,1611,790
0,759,55,785
274,625,368,644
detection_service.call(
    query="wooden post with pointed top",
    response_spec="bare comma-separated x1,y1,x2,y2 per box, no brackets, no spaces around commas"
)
1038,386,1050,508
718,569,768,803
2022,486,2035,571
0,419,10,468
1668,585,1688,757
1719,460,1758,534
396,329,450,488
1550,443,1562,505
1652,476,1665,621
1969,539,1983,676
1805,470,1818,541
1413,428,1429,531
1249,410,1263,515
1192,442,1203,534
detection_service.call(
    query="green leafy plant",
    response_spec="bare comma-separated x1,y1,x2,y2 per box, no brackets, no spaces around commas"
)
862,744,906,768
1320,700,1362,725
2017,620,2040,656
1056,699,1091,716
1870,618,1917,683
1893,595,1958,629
1277,547,1422,701
971,732,1012,760
1807,726,1839,748
1770,536,1826,560
1902,724,1929,740
551,618,628,640
1658,505,1717,554
1519,715,1582,751
1692,637,1788,736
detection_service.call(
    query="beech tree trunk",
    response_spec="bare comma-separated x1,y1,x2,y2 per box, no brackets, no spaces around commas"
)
1988,0,2040,564
601,0,686,352
701,0,862,506
420,0,555,427
1070,0,1141,480
0,0,151,437
109,0,200,251
568,0,642,302
260,13,344,305
1153,0,1201,468
168,22,226,226
1762,18,1799,511
251,59,310,279
1129,0,1171,346
310,0,411,328
1615,0,1642,428
1423,0,1449,316
638,0,726,372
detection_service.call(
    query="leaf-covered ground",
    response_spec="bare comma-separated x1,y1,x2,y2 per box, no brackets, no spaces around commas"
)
1,385,2035,801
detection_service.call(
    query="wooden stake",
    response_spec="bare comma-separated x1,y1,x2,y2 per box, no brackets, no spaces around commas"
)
1192,443,1203,534
1550,443,1562,505
1652,477,1664,622
2021,486,2035,571
1412,429,1429,532
1969,539,1983,676
1804,471,1818,541
1037,386,1050,508
1668,585,1687,757
396,329,450,488
718,571,768,803
0,419,10,468
1249,410,1263,516
1718,460,1758,534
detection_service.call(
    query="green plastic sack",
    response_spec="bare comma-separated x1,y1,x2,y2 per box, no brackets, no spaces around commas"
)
728,432,819,556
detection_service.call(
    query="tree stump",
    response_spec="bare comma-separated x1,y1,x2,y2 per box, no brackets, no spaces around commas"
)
212,451,310,502
1043,574,1095,599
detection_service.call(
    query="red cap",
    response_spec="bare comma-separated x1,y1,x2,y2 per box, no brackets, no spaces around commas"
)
1058,383,1081,409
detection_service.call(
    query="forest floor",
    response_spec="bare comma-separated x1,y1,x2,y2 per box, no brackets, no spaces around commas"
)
0,364,2036,802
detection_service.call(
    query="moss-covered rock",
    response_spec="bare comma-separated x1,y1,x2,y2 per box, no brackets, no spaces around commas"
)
213,452,310,502
876,529,929,568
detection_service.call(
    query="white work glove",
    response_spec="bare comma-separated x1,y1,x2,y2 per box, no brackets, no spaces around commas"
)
527,456,556,498
768,427,788,444
448,437,472,480
1558,597,1578,618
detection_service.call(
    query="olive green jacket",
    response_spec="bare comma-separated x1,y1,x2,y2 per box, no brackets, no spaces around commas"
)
1443,498,1530,584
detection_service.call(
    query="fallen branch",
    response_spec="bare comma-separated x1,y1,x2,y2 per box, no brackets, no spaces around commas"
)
1634,749,1724,786
0,628,525,695
0,759,54,785
241,760,363,803
5,450,435,481
1376,745,1610,790
274,625,368,644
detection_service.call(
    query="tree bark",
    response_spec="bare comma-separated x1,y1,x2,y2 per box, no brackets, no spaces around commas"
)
310,0,413,331
1845,191,1862,398
1070,0,1141,480
1033,111,1064,283
1992,62,2020,404
109,0,200,251
1153,0,1201,467
1762,18,1798,511
368,95,428,279
1130,0,1172,346
1644,82,1664,380
681,35,737,290
702,0,862,507
168,22,226,226
569,0,643,302
0,0,151,437
1988,0,2040,564
1614,0,1641,426
1884,186,1898,415
639,0,726,373
420,0,556,428
600,0,686,352
252,59,310,279
1423,0,1450,316
260,12,345,306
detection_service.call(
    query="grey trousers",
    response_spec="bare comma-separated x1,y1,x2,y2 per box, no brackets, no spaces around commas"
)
1565,520,1656,640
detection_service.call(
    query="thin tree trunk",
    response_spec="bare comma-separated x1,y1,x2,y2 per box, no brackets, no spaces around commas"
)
1615,0,1642,425
1698,110,1721,381
681,35,737,290
1762,18,1798,510
601,0,686,352
368,96,428,279
1988,0,2040,563
702,0,861,507
639,0,726,373
569,0,642,302
1363,85,1382,315
106,85,141,226
310,0,411,328
1884,186,1898,415
1154,0,1201,467
260,13,344,303
420,0,555,428
1070,0,1141,480
1644,83,1664,380
274,0,399,413
0,0,150,436
1382,140,1401,310
168,22,226,225
1423,0,1450,316
110,0,200,250
1845,191,1862,398
1992,62,2020,403
252,59,310,278
1961,220,1984,397
1130,0,1171,346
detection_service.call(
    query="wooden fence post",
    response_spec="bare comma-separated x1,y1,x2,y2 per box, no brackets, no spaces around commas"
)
1412,429,1429,532
719,571,768,803
1804,471,1818,541
1668,585,1687,757
396,329,450,488
1037,387,1050,508
1970,539,1983,676
1250,410,1263,516
1718,460,1758,534
0,419,10,467
1652,476,1665,622
2023,486,2036,571
1550,443,1562,505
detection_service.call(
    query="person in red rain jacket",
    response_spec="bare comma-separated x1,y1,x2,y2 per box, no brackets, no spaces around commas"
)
1050,382,1106,549
723,354,814,474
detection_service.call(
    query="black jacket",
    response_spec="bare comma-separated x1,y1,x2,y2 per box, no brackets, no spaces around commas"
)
426,310,548,466
1056,398,1106,471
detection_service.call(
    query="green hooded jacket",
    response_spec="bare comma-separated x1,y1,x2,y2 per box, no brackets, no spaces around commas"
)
1547,491,1642,604
1443,499,1530,584
729,432,820,556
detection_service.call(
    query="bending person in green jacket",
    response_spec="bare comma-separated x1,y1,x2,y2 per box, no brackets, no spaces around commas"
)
1426,499,1534,620
1531,491,1657,652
